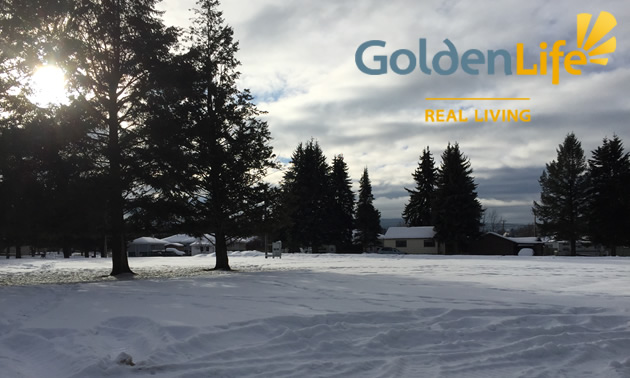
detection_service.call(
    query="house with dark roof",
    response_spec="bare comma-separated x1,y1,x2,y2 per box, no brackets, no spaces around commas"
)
468,232,544,255
163,234,215,255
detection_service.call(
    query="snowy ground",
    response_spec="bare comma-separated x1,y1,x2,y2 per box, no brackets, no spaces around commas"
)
1,253,630,377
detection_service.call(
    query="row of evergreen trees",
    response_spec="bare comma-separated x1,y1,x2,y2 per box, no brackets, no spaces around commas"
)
398,134,630,256
534,133,630,256
402,143,483,254
0,0,275,273
273,140,381,253
271,140,486,255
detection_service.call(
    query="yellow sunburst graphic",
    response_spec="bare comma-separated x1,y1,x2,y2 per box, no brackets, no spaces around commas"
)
576,11,616,66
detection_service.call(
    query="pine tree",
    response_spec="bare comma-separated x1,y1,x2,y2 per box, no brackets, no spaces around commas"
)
533,133,588,256
329,155,355,250
281,140,331,251
403,147,436,226
126,50,194,237
355,168,381,251
587,135,630,256
58,0,178,275
144,0,275,270
433,143,482,254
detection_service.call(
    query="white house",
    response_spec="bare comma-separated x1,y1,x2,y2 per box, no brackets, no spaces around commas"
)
383,226,439,254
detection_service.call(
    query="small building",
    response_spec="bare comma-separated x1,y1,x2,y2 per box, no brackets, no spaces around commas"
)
228,236,257,252
127,237,169,257
617,246,630,257
468,232,544,256
383,226,439,254
546,240,607,256
162,234,254,255
163,234,215,255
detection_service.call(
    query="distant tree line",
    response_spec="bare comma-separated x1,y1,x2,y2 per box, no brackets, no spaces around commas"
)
402,143,483,254
534,133,630,256
0,0,275,272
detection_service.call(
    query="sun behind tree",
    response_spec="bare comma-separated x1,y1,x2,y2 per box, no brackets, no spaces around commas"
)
29,65,67,107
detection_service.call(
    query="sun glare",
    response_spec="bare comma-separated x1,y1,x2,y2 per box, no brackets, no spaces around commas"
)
30,65,68,107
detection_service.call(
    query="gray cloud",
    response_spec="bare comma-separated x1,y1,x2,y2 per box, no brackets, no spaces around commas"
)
160,0,630,225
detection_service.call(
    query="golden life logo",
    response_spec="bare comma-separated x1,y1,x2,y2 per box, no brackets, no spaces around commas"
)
516,11,617,84
356,11,617,85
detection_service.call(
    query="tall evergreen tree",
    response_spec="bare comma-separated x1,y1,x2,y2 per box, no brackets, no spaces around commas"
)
355,167,381,251
533,133,588,256
58,0,178,275
433,143,482,254
403,147,436,226
328,155,355,250
125,49,194,237
143,0,275,270
587,135,630,256
281,140,331,251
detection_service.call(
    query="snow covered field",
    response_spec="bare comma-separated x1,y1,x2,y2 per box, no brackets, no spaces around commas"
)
1,253,629,377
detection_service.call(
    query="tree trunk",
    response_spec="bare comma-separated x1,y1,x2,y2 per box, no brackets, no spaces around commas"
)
444,241,457,255
15,245,21,259
107,3,133,276
108,135,131,275
108,173,132,275
214,230,231,271
101,235,107,258
610,245,617,257
109,190,133,275
63,245,71,258
570,238,577,257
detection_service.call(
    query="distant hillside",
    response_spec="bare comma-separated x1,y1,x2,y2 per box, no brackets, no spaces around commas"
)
380,218,405,231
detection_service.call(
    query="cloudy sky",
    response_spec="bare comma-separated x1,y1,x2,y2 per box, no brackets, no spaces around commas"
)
159,0,629,224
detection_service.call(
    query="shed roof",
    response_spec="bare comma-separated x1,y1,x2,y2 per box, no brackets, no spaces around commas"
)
384,226,435,239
